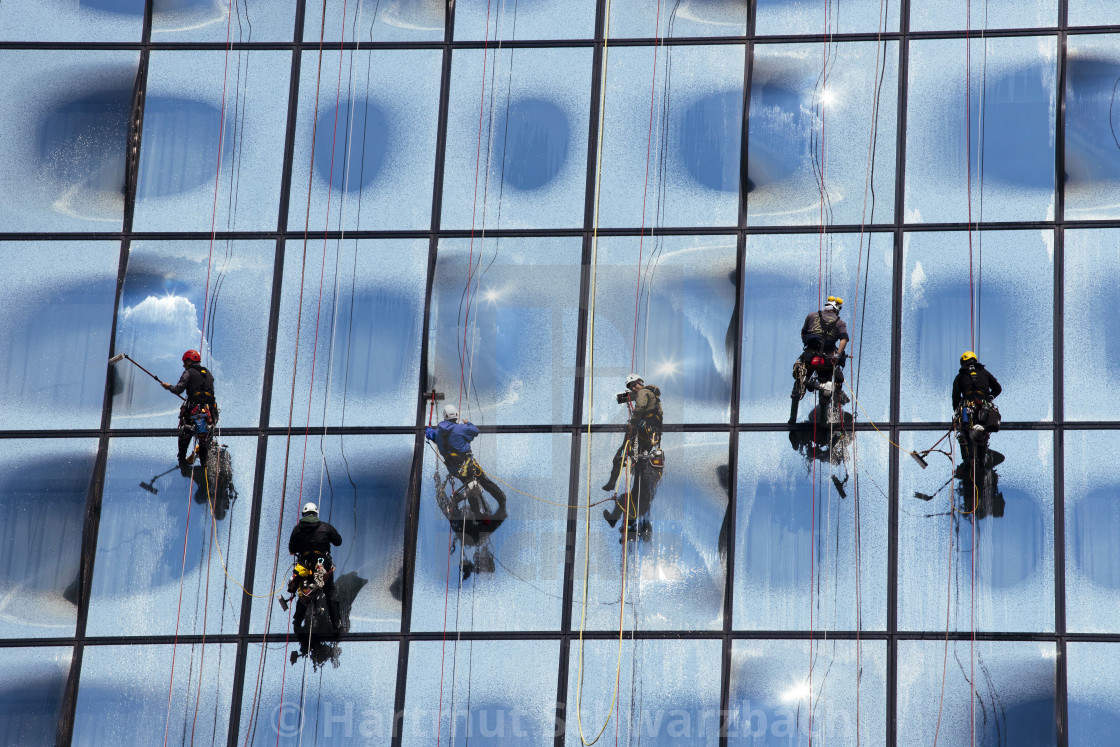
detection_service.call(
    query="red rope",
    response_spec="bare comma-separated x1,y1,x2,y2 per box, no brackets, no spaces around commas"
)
965,3,977,743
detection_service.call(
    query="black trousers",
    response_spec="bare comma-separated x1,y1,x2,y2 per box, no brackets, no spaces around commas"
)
603,421,661,492
447,453,507,517
291,558,339,627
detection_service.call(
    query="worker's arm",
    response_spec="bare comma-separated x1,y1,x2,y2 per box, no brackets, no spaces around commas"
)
461,422,480,440
328,524,342,547
951,376,963,412
164,370,190,394
988,373,1002,399
287,530,298,556
629,389,655,423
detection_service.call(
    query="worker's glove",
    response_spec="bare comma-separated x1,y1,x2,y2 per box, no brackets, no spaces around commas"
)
832,352,847,368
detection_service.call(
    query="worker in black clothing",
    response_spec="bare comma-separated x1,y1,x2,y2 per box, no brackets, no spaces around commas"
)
288,501,343,630
952,351,1002,467
162,350,217,468
790,296,849,424
952,351,1002,413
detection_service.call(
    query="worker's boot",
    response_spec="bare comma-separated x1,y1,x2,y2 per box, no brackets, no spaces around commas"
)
328,600,342,633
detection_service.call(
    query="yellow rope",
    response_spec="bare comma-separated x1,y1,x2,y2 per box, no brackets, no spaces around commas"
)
575,1,628,742
842,380,925,457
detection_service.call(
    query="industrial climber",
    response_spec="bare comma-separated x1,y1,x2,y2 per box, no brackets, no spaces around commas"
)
789,296,849,425
426,405,508,520
161,350,217,468
287,502,342,631
952,351,1002,466
602,374,663,493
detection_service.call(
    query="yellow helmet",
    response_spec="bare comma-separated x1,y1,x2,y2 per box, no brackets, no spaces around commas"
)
961,351,977,364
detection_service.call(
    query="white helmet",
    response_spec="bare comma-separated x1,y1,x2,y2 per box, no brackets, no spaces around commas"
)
302,502,318,515
625,373,643,389
823,295,843,313
443,404,459,421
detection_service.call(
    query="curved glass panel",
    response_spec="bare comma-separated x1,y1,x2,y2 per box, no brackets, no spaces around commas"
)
251,434,410,634
0,241,118,431
269,238,426,429
1065,229,1120,420
304,0,444,43
441,45,592,230
0,439,96,639
598,44,744,229
898,430,1054,632
572,431,728,632
87,437,256,636
728,640,886,744
565,638,722,745
740,232,893,424
0,647,71,747
428,236,581,426
747,41,898,227
152,0,295,42
0,51,137,231
1065,41,1120,221
735,431,889,631
456,0,596,40
756,0,901,35
1068,642,1120,746
238,640,397,745
909,0,1054,30
900,230,1053,423
133,49,291,232
72,643,236,746
286,48,442,232
905,37,1056,224
896,640,1056,745
609,0,748,38
0,0,142,41
585,235,736,425
111,240,274,429
1064,431,1120,634
414,432,569,632
403,639,559,745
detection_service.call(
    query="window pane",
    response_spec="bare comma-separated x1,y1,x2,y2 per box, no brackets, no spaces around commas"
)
153,0,296,42
747,41,898,227
599,44,744,229
456,0,596,40
441,46,593,230
909,0,1056,30
608,0,748,37
251,435,410,634
303,0,444,43
905,37,1056,224
269,239,426,429
414,432,569,632
1,242,118,431
896,640,1056,745
87,437,256,636
133,49,291,232
756,0,901,35
565,638,722,745
0,51,138,231
740,232,893,424
403,639,559,745
112,240,274,429
1065,229,1120,420
586,235,736,425
0,1,142,41
900,230,1053,423
735,431,889,630
0,439,96,639
572,432,729,632
238,640,397,745
728,640,886,744
286,48,442,232
1069,0,1120,26
898,430,1055,632
1067,642,1120,746
1065,37,1120,221
429,236,581,427
0,647,71,747
72,643,237,746
1064,431,1120,634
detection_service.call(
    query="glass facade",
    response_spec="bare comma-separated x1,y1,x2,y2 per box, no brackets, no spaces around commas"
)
2,1,1117,744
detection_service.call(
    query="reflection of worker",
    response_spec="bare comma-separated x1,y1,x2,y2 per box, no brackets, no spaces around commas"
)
162,350,217,468
603,374,662,493
288,502,342,630
426,405,507,519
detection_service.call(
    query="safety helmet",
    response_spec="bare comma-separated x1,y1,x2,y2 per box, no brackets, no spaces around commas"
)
302,502,318,515
625,373,644,389
961,351,977,364
443,404,459,421
823,296,843,313
182,349,202,363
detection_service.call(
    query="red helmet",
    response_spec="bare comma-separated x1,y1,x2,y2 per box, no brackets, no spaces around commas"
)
182,350,202,363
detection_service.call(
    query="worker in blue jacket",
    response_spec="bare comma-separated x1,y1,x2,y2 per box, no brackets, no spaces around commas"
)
426,405,507,519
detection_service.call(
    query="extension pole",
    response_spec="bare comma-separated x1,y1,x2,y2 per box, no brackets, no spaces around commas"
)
109,353,185,401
